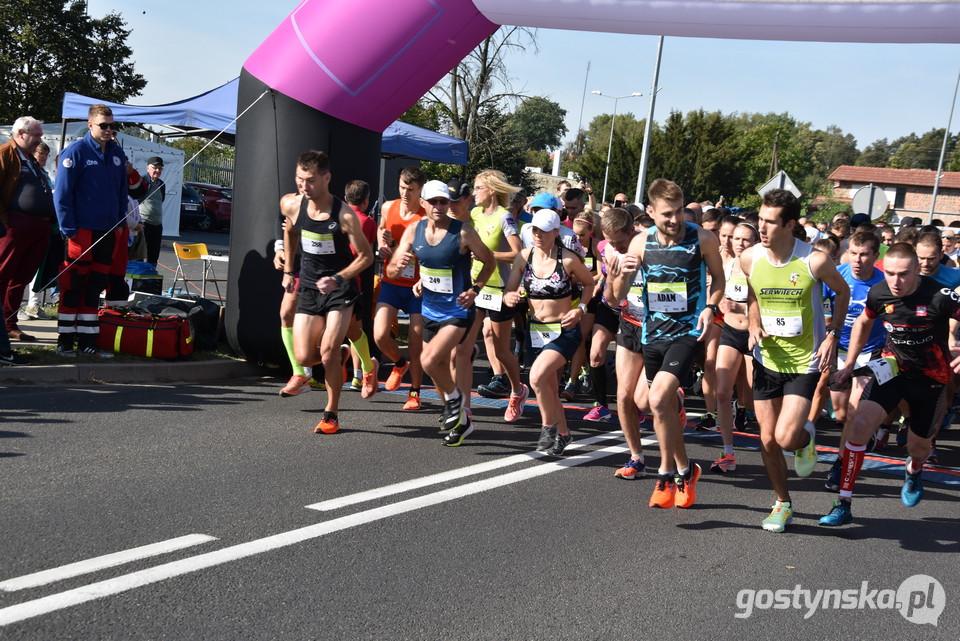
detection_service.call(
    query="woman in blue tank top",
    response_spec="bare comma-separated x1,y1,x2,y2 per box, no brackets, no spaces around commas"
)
386,181,496,448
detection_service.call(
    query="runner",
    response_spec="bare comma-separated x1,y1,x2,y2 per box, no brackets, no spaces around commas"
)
742,188,849,532
597,208,650,478
385,181,495,446
609,179,725,508
502,209,595,456
454,170,527,422
281,151,374,434
821,242,960,525
563,211,601,401
375,167,426,410
821,231,887,490
712,219,759,473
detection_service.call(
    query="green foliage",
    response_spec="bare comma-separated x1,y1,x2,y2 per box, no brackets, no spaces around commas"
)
857,130,956,170
509,96,567,152
398,99,442,132
811,198,853,223
0,0,146,123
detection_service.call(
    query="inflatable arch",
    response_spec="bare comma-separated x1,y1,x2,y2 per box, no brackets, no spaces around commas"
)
228,0,960,365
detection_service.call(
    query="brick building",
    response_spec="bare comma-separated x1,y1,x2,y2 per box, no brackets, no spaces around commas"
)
828,165,960,225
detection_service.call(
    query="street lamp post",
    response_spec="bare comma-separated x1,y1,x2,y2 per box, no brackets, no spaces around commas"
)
592,90,642,204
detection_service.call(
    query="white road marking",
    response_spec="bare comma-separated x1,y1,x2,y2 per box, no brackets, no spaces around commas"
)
0,439,648,627
307,430,628,511
0,534,217,592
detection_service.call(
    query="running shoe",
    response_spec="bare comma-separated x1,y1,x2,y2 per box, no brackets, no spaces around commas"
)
649,475,677,508
280,375,311,397
385,361,408,391
308,377,326,391
824,458,842,492
677,388,687,427
583,403,612,422
504,383,529,422
927,442,939,464
536,425,558,452
761,502,793,533
313,411,339,434
819,500,853,527
873,426,890,452
360,357,379,399
734,405,748,431
478,374,510,399
710,452,737,474
902,462,924,506
442,415,474,446
403,390,421,411
896,421,909,447
614,457,646,480
674,463,701,508
794,423,817,478
348,377,363,391
547,432,572,456
442,393,465,431
695,412,716,432
560,380,576,401
578,370,593,395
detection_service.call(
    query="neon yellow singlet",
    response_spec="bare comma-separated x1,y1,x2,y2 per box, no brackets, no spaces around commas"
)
470,205,514,287
749,240,826,374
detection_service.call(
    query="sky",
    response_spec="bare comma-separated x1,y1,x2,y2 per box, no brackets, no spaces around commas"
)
87,0,960,153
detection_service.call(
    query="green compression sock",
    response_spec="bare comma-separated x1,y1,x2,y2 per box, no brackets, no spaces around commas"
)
350,330,374,374
281,326,305,377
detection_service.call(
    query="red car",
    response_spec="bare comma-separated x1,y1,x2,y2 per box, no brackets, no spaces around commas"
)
185,181,232,231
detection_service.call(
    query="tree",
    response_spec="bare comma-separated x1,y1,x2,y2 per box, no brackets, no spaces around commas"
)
509,96,567,152
0,0,146,123
888,128,957,170
856,138,896,167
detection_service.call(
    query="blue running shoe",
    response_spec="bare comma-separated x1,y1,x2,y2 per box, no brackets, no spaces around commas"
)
902,463,924,507
824,458,842,492
819,500,853,526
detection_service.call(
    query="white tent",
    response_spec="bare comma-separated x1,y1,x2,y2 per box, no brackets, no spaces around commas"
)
1,123,186,236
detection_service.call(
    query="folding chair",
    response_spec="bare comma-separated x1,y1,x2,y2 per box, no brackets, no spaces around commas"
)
171,242,229,303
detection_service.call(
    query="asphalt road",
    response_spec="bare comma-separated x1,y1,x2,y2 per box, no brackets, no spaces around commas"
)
1,373,957,639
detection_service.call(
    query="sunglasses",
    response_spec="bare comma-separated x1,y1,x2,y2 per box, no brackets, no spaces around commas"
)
96,122,122,131
427,198,449,205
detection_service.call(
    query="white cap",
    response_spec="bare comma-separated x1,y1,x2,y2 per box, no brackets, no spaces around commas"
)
421,180,449,201
530,209,561,232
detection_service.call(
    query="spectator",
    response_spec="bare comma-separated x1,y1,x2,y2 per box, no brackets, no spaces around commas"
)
0,116,55,342
138,156,165,266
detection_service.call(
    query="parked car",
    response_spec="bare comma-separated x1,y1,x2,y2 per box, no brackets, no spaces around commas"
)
178,184,208,231
185,181,232,231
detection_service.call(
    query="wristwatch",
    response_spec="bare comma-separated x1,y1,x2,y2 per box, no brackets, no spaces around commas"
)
472,284,482,294
705,304,720,315
827,328,841,338
332,274,345,286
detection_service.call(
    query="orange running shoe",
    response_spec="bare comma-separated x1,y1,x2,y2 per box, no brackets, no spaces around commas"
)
280,375,310,397
675,463,701,508
403,390,421,411
504,383,528,422
361,357,379,399
385,361,409,391
314,412,339,434
649,475,677,508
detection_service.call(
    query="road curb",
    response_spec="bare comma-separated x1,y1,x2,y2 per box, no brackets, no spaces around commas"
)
0,359,267,385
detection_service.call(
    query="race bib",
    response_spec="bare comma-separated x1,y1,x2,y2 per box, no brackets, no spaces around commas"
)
420,266,453,294
761,308,803,337
401,261,416,280
476,285,503,312
529,322,561,349
301,230,334,255
861,357,896,386
625,284,645,321
725,280,747,303
584,257,595,271
647,282,688,313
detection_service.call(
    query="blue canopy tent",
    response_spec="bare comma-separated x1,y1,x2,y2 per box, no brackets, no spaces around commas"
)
60,78,469,164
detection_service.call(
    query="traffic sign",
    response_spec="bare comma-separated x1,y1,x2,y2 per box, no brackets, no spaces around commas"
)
758,171,801,199
851,184,889,220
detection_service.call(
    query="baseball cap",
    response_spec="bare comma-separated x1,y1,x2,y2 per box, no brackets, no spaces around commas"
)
421,180,450,201
530,192,561,211
447,178,470,201
146,156,164,166
849,213,871,228
530,209,561,232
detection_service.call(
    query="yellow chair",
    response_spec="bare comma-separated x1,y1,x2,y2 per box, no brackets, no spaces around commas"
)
171,242,228,303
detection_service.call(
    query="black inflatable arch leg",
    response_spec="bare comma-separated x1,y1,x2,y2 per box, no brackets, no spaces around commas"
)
226,69,382,367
